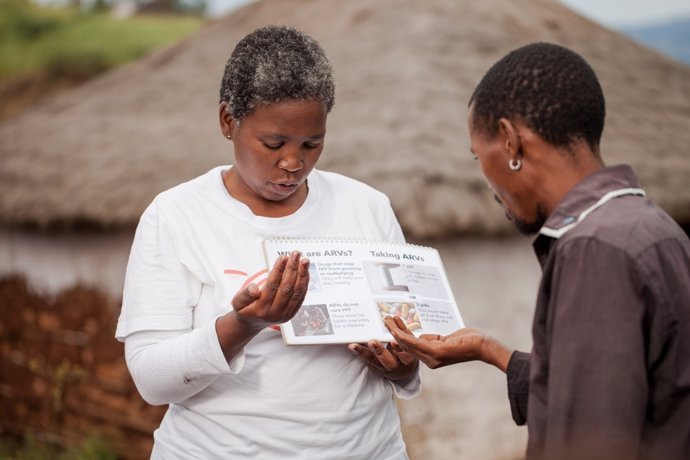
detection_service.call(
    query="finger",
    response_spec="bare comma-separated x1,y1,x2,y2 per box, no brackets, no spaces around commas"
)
414,352,442,369
367,340,399,371
388,325,443,361
261,254,290,302
384,316,416,340
268,251,303,311
386,317,421,346
348,344,386,372
389,341,417,367
388,340,438,367
419,334,442,341
231,282,261,312
284,257,310,317
395,350,417,366
383,315,405,332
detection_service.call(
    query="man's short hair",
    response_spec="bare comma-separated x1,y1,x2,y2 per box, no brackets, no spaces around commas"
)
219,25,335,120
469,43,605,150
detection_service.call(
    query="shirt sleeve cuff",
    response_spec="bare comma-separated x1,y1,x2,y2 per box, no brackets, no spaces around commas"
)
206,315,245,375
506,350,530,426
389,365,421,399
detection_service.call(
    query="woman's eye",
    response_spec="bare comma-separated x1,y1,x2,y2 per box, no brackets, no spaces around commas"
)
304,142,321,150
264,143,283,150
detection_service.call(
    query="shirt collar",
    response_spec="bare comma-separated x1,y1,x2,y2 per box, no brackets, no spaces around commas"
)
532,164,645,262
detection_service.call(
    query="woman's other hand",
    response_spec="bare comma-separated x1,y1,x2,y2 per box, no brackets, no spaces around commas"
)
348,339,419,383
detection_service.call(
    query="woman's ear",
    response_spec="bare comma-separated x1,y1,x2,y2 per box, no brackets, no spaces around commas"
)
498,118,522,159
219,102,235,139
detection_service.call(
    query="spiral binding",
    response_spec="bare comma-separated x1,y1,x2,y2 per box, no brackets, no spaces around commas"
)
264,236,436,252
264,236,441,258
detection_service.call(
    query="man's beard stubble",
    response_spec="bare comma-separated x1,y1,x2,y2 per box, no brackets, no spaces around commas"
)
512,203,548,235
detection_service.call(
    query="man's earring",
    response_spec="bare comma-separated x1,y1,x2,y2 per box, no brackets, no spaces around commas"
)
509,159,521,171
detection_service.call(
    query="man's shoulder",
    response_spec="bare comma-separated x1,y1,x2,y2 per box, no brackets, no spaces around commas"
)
562,195,688,257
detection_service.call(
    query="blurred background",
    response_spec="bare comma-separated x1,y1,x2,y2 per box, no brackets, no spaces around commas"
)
1,0,689,458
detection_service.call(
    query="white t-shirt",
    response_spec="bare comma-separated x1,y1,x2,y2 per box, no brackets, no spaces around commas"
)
116,166,419,459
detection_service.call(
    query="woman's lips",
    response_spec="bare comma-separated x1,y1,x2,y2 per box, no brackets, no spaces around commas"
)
270,181,300,196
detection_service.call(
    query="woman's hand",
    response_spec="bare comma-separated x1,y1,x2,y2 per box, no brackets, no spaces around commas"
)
231,251,310,331
216,251,310,361
348,339,419,383
384,316,512,372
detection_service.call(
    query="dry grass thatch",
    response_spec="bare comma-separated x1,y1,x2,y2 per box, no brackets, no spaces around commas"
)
1,0,689,238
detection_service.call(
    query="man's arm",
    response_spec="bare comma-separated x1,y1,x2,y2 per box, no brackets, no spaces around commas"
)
384,320,513,371
385,319,529,418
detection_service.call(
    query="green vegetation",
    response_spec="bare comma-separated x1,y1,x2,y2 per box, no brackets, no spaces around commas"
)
0,433,117,460
0,0,204,80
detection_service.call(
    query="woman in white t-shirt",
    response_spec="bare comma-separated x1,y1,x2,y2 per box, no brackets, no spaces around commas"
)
116,25,419,459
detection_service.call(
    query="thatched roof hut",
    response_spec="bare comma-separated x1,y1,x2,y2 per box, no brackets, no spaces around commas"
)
1,0,689,239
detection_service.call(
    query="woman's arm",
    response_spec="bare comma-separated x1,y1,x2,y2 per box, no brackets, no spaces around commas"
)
125,325,236,405
125,251,310,405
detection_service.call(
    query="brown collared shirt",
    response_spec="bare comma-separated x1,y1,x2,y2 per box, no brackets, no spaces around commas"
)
506,165,690,460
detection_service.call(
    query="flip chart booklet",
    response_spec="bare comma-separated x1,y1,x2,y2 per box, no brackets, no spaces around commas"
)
262,238,464,345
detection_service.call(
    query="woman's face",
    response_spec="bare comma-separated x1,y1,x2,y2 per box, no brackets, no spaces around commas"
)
221,99,327,216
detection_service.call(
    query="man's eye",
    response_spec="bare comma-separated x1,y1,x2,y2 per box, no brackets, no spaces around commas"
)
304,143,321,150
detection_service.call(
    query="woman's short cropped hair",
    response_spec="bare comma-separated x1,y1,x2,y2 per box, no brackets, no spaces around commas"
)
219,25,335,120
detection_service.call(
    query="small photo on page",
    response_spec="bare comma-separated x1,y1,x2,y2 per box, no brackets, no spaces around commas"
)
291,304,334,337
362,261,409,294
307,263,323,293
376,301,422,333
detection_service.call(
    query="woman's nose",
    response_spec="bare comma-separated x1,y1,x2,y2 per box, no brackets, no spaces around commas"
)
278,150,304,172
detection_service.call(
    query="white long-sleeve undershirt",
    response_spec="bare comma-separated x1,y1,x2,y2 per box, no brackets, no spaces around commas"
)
123,319,244,405
124,321,419,406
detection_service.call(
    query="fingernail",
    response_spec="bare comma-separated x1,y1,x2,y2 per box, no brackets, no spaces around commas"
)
349,345,360,355
370,343,382,354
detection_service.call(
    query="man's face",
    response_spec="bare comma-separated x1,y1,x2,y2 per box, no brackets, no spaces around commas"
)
467,108,547,235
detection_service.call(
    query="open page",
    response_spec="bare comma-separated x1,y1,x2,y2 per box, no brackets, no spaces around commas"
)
263,238,464,345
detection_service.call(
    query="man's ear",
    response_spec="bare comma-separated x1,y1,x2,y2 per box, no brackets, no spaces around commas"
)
498,118,522,159
219,102,236,139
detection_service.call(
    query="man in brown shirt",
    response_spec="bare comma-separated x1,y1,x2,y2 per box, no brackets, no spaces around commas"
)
386,43,690,460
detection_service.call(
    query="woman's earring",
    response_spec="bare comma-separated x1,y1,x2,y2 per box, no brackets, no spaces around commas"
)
509,158,521,171
226,134,232,140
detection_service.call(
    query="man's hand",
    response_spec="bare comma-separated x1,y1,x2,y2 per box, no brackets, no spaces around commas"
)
231,251,310,331
348,339,419,382
384,316,512,372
